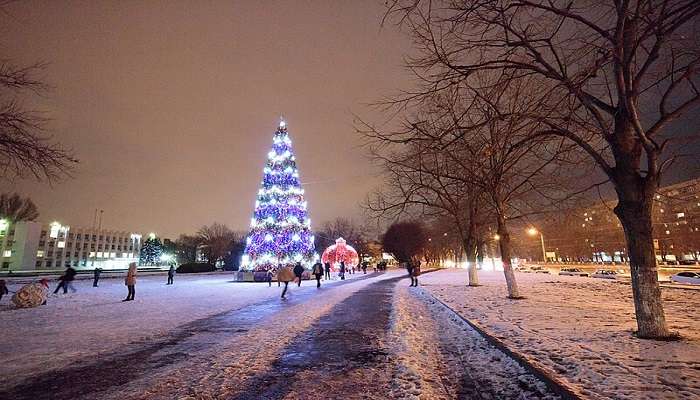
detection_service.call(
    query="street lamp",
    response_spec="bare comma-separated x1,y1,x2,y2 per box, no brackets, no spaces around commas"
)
493,234,500,241
527,227,547,263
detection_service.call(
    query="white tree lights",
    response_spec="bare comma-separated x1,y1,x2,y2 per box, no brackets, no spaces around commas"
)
241,120,317,271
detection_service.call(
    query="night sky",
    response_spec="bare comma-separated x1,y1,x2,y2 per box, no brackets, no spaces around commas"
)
3,1,413,238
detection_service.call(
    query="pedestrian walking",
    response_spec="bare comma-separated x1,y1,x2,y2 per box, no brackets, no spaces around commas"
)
53,266,77,294
411,261,421,287
339,261,346,280
405,262,415,287
312,261,323,288
123,262,137,301
0,279,8,301
324,262,331,280
266,268,274,287
277,265,295,298
92,267,102,287
293,262,304,287
167,265,175,285
362,261,368,274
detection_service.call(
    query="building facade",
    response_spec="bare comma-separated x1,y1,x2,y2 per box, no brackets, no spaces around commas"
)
514,177,700,263
0,220,143,272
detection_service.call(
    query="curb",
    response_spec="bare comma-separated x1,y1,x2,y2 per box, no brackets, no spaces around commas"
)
419,288,585,400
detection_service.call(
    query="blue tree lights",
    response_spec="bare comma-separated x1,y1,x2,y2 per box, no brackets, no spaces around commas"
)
241,120,317,271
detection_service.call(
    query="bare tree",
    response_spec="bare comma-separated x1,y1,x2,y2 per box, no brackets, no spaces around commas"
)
384,0,699,338
314,217,366,254
197,223,239,266
174,234,201,264
363,74,586,296
364,136,488,286
0,192,39,222
0,60,77,181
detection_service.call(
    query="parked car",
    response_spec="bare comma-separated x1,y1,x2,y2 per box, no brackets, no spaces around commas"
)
679,258,699,266
592,270,618,279
559,268,589,277
515,266,532,273
530,266,550,274
670,272,700,285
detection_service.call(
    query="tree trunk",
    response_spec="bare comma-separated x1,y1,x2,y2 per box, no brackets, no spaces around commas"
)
613,178,670,338
466,201,480,286
464,238,480,286
495,212,522,298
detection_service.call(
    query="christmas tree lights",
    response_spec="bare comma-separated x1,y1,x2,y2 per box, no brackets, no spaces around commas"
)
139,233,163,266
241,120,316,271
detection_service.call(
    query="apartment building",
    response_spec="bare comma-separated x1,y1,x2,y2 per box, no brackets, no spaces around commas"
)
0,220,143,272
515,177,700,263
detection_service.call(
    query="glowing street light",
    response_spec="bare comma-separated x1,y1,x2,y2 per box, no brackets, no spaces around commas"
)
527,227,547,263
493,234,501,241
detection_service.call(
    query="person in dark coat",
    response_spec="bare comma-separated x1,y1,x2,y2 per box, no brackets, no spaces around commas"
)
312,261,323,288
0,279,8,300
405,262,415,287
361,261,368,274
324,262,331,280
93,267,102,287
293,262,304,287
54,266,77,294
339,261,346,280
266,268,274,287
167,265,175,285
410,261,421,287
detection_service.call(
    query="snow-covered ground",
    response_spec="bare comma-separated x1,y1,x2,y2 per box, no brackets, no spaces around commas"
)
0,270,367,386
419,269,700,400
388,284,558,399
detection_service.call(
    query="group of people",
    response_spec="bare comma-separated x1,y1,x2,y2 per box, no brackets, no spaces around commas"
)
1,263,178,308
122,263,176,301
268,259,380,299
2,259,399,307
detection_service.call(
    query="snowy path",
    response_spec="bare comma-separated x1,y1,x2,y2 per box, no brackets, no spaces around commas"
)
420,269,700,400
1,271,559,399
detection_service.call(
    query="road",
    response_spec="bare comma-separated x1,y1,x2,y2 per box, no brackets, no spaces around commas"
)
522,262,700,286
0,271,559,400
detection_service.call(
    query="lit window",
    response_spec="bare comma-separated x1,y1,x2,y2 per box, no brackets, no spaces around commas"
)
57,241,66,248
37,250,44,258
49,223,61,238
2,250,11,257
97,252,103,258
110,252,116,258
89,251,96,257
677,212,685,218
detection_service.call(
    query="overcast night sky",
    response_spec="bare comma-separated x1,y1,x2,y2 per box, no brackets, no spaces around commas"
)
3,1,699,239
2,1,414,238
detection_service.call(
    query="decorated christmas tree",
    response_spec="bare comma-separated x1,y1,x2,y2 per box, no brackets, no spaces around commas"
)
241,120,316,272
139,233,163,266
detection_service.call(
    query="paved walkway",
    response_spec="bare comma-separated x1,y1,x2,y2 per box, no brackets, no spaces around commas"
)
1,272,559,400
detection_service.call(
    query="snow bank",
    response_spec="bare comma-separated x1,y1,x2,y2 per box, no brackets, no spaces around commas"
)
420,269,700,400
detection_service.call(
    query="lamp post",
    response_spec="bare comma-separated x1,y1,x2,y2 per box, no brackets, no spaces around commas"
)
527,227,547,263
